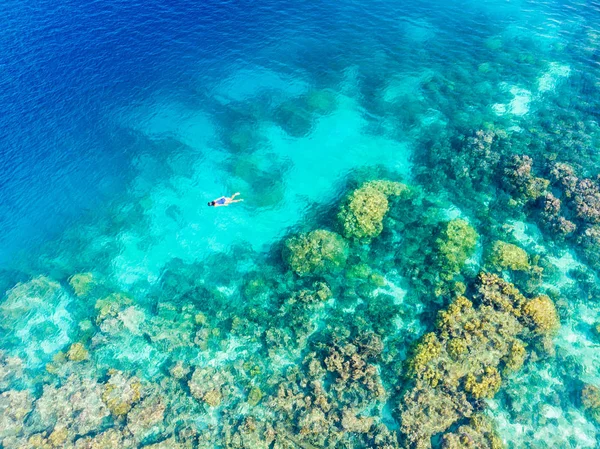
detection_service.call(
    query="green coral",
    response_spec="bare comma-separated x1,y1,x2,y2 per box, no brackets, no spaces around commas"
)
66,343,89,362
346,263,372,280
346,263,386,287
436,219,478,280
489,241,530,271
247,386,263,406
283,230,348,276
338,180,408,241
68,272,96,297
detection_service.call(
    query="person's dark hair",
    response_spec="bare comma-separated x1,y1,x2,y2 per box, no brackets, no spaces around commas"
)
208,201,214,206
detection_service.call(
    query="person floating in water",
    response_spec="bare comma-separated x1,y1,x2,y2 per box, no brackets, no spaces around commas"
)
208,192,243,207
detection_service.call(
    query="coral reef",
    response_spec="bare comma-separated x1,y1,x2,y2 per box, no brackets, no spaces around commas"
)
535,193,576,237
283,230,348,276
34,373,109,440
440,414,503,449
399,273,559,448
578,225,600,270
581,384,600,425
68,272,97,297
435,218,478,280
101,369,143,416
73,428,134,449
127,394,166,441
0,276,63,327
0,351,24,391
502,155,549,202
188,367,234,407
5,7,600,449
488,241,529,271
0,390,34,446
338,180,408,241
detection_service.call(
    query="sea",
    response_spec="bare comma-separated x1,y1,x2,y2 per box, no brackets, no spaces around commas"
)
1,0,600,447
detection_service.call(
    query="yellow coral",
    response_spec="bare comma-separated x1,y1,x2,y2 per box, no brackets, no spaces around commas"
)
503,340,526,372
409,332,442,376
363,180,409,197
489,241,529,271
283,229,348,276
339,185,388,240
522,295,560,335
447,338,468,360
66,342,88,362
478,273,526,316
28,434,52,449
464,366,502,399
437,296,474,338
338,180,408,241
436,219,478,280
203,388,222,407
48,426,68,447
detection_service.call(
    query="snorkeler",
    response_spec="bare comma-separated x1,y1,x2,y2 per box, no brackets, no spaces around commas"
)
208,192,244,207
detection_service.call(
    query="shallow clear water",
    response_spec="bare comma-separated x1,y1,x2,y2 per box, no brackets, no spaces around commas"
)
2,0,600,448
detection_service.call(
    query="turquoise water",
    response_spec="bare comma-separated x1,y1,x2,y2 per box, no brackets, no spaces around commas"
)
2,0,600,447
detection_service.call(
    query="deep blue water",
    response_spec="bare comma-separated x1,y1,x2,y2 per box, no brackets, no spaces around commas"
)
0,0,532,263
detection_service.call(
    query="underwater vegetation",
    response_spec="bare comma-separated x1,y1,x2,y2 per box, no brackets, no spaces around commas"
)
0,174,567,449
